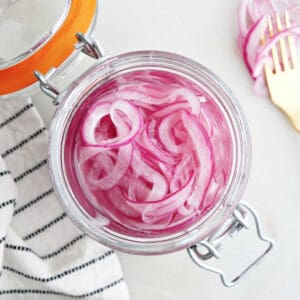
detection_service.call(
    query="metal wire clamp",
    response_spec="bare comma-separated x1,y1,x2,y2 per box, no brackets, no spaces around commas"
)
187,202,274,287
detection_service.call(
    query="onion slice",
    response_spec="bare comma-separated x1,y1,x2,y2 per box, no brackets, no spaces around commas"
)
86,144,133,191
82,100,143,148
238,0,300,93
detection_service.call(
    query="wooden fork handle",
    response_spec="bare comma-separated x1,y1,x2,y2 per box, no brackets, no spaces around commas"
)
278,105,300,133
289,110,300,133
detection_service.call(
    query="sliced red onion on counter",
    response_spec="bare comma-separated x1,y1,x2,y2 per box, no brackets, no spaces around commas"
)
65,70,233,237
238,0,300,94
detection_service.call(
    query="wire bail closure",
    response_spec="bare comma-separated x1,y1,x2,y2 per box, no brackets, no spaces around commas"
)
75,32,106,59
35,33,106,105
34,68,60,104
187,202,274,287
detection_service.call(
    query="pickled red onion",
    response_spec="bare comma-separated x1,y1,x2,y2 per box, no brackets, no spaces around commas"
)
86,144,133,191
69,70,233,235
81,100,142,147
238,0,300,94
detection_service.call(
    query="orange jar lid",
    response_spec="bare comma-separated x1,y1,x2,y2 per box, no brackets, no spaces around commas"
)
0,0,97,96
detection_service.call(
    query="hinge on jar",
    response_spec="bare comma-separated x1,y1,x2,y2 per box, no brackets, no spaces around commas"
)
75,33,108,60
34,68,60,105
187,202,274,287
35,34,106,104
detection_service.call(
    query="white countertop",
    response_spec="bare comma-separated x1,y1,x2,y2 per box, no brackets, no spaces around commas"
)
32,0,300,299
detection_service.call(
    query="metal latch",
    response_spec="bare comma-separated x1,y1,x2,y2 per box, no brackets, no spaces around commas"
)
187,202,274,287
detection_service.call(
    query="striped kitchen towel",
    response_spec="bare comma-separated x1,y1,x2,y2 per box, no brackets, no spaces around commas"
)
0,97,130,299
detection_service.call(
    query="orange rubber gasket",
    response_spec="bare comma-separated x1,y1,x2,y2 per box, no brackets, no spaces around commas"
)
0,0,97,95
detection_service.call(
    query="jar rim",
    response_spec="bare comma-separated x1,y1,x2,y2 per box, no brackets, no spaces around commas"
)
0,0,71,69
0,0,98,97
49,50,252,255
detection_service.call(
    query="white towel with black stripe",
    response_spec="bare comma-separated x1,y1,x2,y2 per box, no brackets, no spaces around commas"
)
0,97,130,300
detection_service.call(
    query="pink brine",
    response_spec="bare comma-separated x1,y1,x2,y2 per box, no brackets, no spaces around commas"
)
64,70,233,237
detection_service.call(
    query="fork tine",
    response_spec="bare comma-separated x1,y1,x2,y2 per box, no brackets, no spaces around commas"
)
276,13,290,70
285,11,298,68
261,33,273,76
267,16,281,73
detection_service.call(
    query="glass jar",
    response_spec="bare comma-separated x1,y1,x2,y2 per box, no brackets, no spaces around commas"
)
46,51,273,287
0,1,274,288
